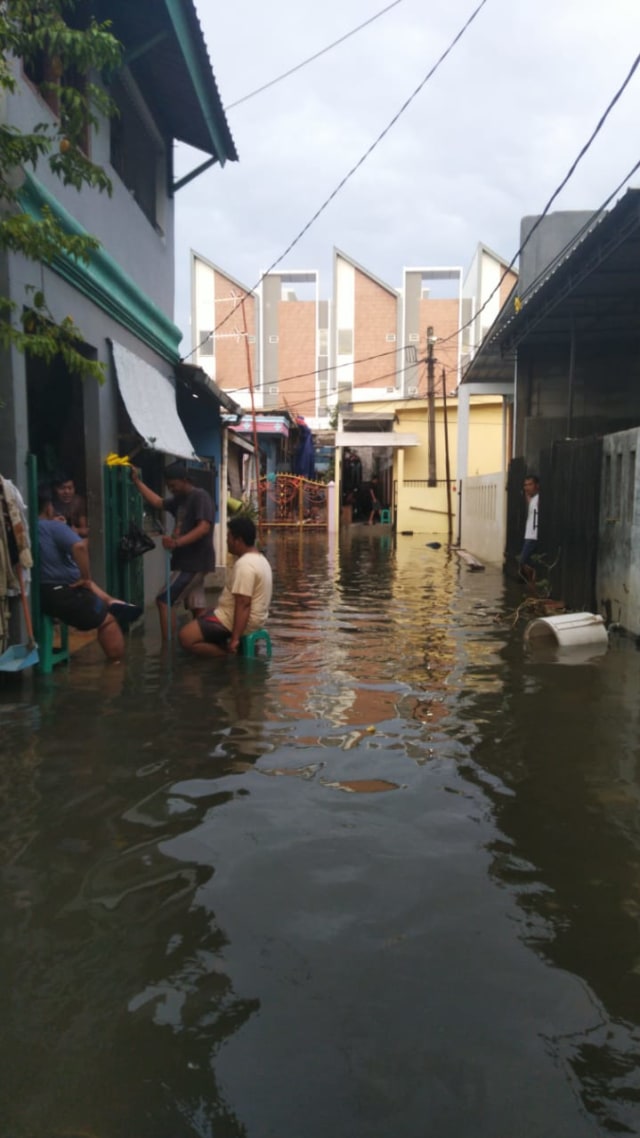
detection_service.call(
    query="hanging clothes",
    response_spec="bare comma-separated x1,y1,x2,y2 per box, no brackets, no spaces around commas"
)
0,477,32,571
0,478,33,654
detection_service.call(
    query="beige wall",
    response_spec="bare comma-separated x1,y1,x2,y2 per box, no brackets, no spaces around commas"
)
341,392,505,535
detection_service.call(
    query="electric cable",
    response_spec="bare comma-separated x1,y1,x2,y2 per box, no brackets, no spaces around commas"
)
206,153,640,406
182,0,490,365
191,26,639,399
225,0,404,111
439,51,640,349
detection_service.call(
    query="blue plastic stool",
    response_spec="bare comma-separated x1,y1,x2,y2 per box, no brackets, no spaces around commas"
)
379,508,391,525
240,628,272,658
39,615,70,674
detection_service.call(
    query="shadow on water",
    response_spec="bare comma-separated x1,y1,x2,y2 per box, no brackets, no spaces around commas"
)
1,531,640,1135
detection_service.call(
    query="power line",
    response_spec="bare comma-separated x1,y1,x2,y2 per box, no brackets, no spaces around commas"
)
182,0,490,365
442,51,640,350
225,1,404,111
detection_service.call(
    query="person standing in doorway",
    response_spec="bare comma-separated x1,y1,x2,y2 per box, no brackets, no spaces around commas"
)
52,473,89,538
131,463,214,640
520,474,540,584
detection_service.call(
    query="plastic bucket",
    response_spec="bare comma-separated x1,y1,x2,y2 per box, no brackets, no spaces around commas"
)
524,612,608,649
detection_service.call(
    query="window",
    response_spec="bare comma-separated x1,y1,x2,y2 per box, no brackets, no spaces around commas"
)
337,328,353,355
110,75,163,229
385,333,396,342
199,332,214,356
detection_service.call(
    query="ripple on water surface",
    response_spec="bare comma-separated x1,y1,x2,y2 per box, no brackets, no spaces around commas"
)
1,531,640,1137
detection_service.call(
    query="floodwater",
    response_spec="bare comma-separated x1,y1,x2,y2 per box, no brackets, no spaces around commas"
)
2,530,640,1138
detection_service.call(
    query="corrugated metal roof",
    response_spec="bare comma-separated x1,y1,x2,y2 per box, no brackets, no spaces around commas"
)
462,190,640,385
97,0,237,162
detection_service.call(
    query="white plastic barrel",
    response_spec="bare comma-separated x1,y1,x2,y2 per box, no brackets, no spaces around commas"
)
524,612,608,648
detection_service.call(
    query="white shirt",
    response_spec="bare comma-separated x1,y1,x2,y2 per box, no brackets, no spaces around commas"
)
525,493,539,541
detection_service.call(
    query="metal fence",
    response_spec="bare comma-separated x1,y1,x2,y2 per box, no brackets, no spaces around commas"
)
259,474,328,528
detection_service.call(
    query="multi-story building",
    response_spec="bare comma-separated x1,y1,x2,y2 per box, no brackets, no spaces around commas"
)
0,0,237,606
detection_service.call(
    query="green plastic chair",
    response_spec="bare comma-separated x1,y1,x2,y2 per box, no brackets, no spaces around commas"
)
39,616,70,674
240,628,272,658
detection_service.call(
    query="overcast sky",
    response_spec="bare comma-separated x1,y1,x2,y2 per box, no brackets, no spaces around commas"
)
173,0,639,348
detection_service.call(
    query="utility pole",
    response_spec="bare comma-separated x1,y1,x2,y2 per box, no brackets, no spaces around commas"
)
441,367,453,544
427,327,437,487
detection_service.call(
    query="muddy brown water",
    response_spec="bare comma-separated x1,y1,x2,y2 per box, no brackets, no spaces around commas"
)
1,531,640,1137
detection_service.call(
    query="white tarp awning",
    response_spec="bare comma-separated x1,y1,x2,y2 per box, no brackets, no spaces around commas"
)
335,431,419,448
110,340,197,459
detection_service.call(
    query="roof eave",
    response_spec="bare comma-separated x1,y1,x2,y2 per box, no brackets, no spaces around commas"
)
163,0,237,163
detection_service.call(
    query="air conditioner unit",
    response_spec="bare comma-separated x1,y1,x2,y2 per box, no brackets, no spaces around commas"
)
407,385,418,396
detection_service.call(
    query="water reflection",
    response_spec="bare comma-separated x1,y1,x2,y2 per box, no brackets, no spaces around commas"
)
1,532,639,1136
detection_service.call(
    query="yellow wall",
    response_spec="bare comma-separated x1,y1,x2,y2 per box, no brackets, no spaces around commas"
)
340,393,504,535
465,395,504,478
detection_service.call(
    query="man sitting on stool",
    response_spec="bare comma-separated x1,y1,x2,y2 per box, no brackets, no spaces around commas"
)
179,516,272,659
38,487,141,661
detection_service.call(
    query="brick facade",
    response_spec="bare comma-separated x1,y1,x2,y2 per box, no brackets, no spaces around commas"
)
212,268,256,392
278,300,316,416
353,270,398,389
419,298,460,395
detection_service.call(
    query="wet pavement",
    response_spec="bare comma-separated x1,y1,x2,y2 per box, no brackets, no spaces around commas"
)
1,530,640,1137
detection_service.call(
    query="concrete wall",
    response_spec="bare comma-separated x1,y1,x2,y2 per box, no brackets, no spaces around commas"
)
6,62,175,317
597,428,640,633
518,212,594,297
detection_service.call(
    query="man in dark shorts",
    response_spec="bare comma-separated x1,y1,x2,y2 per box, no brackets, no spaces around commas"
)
38,488,141,660
131,462,214,640
179,515,272,659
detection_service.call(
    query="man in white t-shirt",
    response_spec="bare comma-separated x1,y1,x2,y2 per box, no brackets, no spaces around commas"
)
519,474,540,583
179,515,272,658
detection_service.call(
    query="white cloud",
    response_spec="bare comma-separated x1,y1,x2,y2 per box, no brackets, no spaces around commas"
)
174,0,640,349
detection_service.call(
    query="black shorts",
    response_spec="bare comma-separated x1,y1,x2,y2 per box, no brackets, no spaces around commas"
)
197,611,232,646
40,585,109,631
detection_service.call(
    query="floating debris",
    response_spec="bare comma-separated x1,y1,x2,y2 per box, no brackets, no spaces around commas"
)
342,725,376,751
259,763,324,780
320,778,400,794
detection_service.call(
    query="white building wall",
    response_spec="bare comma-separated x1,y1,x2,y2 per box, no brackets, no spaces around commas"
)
461,473,506,565
335,257,355,386
193,255,216,381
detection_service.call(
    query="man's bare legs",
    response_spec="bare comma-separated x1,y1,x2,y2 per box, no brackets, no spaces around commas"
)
97,613,126,660
179,618,228,658
157,599,176,643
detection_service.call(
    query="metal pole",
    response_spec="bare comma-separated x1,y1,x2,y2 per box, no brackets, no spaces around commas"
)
427,327,437,487
441,368,453,544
